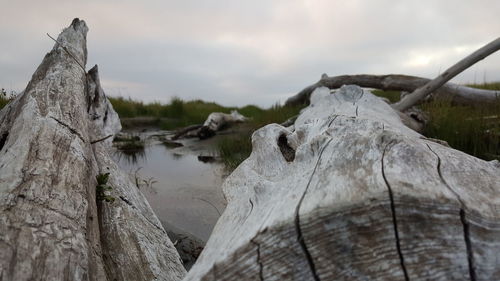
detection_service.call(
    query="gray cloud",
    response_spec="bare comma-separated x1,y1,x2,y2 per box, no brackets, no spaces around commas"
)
1,0,499,107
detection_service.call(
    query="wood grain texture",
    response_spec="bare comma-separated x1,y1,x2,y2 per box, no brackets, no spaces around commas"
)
186,85,500,280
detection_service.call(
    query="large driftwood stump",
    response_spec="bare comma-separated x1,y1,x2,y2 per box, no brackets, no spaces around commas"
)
185,85,500,280
0,19,185,281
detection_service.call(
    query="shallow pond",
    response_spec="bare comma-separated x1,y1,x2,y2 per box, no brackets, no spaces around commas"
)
113,132,226,242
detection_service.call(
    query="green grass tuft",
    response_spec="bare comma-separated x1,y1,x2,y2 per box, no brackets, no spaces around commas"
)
422,96,500,161
216,104,303,171
371,90,402,103
217,133,253,171
0,89,16,110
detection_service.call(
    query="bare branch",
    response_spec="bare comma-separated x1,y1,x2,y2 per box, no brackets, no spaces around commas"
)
393,37,500,111
286,74,500,107
171,124,203,140
90,134,113,144
47,33,87,73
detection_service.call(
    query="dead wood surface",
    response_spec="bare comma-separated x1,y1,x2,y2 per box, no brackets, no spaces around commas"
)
185,86,500,280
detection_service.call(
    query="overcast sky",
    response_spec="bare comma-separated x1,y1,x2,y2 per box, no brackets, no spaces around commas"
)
1,0,499,107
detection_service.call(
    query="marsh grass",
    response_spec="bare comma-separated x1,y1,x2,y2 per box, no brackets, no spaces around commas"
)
218,84,500,171
107,96,302,170
108,96,268,130
113,135,146,164
422,96,500,161
0,96,8,109
217,132,253,171
373,83,500,161
371,90,402,103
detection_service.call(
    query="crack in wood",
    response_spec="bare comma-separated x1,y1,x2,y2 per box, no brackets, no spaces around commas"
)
250,239,264,281
49,116,86,143
0,132,8,152
243,198,254,223
381,141,410,281
294,138,333,281
119,196,133,207
425,143,476,281
460,209,477,281
327,115,339,128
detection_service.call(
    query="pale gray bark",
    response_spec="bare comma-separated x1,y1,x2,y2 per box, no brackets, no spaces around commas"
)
186,86,500,280
0,19,185,281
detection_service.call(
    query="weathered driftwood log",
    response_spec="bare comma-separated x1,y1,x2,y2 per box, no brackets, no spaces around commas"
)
0,19,185,281
285,74,500,107
172,110,247,140
185,85,500,280
198,110,247,139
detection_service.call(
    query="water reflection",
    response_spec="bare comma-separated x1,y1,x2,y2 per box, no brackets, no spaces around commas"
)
113,136,147,164
171,152,184,160
113,148,146,164
113,139,226,242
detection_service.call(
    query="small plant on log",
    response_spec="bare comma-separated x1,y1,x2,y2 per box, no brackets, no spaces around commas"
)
96,172,115,203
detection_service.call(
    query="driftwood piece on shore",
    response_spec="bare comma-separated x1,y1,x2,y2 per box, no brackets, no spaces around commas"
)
285,74,500,107
172,124,203,140
0,19,185,281
185,85,500,280
172,110,247,140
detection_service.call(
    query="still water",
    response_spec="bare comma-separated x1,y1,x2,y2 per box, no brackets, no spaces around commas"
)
113,137,226,242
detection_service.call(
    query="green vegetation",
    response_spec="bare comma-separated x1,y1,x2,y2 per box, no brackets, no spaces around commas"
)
0,96,8,109
113,134,144,149
467,82,500,91
96,172,115,203
110,85,499,171
371,90,402,103
113,134,146,164
422,97,499,160
108,95,296,170
0,89,16,109
1,84,496,171
216,104,303,171
422,82,500,161
109,96,259,130
373,83,500,162
108,96,298,131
